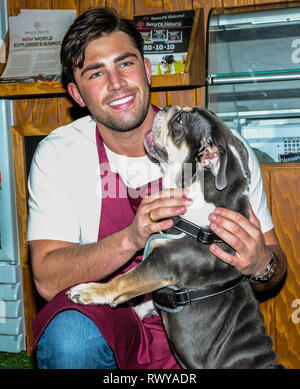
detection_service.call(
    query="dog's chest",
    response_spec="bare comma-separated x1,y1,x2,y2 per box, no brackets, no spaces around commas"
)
180,179,215,227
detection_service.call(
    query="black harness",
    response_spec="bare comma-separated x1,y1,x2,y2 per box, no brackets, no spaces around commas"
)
151,216,246,313
169,215,223,244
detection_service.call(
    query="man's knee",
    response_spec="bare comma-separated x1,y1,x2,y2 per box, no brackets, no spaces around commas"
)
37,309,117,369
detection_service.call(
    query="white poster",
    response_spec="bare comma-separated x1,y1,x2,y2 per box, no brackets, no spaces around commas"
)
1,9,76,82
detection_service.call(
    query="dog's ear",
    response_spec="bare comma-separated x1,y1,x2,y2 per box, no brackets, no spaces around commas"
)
197,143,228,190
215,145,228,190
194,107,218,118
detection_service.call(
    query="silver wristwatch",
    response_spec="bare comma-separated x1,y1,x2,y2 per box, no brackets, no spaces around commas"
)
250,250,276,282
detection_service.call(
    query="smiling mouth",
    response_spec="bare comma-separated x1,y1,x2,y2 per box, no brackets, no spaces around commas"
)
108,94,134,107
144,130,168,162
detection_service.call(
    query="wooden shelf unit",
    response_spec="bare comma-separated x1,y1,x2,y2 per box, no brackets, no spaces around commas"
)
0,9,205,97
0,81,66,97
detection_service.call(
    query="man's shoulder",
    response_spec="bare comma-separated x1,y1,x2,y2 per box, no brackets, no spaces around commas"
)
37,115,96,151
48,115,95,141
33,115,96,163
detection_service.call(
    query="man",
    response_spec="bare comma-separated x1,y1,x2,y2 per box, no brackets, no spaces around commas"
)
27,8,286,369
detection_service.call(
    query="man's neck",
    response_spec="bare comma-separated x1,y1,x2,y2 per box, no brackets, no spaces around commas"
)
96,106,156,157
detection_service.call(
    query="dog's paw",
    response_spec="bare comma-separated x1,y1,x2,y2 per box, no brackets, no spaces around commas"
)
132,296,158,320
67,283,111,305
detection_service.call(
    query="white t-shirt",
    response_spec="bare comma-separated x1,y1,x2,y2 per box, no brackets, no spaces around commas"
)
27,115,273,244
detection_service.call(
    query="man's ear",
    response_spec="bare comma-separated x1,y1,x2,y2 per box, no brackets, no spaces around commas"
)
67,82,86,107
144,57,152,85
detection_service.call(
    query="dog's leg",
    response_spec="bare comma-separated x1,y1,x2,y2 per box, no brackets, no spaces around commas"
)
68,240,176,307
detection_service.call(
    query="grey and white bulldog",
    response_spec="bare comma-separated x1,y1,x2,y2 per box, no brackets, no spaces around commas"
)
68,106,282,369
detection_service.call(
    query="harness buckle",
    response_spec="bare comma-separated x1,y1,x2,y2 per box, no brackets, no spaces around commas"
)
197,228,211,243
174,288,191,306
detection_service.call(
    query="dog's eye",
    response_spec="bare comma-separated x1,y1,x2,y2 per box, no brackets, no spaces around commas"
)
176,114,183,124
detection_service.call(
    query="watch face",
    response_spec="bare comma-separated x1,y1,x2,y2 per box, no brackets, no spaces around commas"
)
267,263,276,280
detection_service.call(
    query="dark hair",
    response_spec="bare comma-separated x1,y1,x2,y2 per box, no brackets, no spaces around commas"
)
60,7,144,89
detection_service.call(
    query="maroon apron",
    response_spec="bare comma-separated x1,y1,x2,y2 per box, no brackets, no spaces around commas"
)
30,119,181,369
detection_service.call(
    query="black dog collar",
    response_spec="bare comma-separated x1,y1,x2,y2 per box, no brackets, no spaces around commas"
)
153,275,246,313
170,216,223,244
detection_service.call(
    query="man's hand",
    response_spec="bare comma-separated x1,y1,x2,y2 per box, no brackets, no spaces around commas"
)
128,188,192,251
208,204,271,276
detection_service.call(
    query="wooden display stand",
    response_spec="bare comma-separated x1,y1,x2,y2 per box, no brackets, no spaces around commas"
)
0,9,205,97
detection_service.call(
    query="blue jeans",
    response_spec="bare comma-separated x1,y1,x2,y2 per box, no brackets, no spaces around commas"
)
37,309,117,369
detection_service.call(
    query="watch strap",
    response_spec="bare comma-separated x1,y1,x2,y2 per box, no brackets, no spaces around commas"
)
250,249,276,282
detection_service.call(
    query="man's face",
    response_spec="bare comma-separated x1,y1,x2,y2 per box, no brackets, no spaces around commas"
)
69,31,152,133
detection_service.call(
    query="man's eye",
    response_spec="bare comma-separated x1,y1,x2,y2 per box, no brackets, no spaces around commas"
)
121,61,133,68
90,71,102,79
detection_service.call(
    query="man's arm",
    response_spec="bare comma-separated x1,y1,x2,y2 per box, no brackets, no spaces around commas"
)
30,231,137,302
30,188,191,301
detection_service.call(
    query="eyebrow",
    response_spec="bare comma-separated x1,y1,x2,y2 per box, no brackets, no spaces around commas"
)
80,52,138,78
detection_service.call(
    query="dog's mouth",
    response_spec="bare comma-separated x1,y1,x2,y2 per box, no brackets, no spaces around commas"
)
198,139,220,169
144,130,169,163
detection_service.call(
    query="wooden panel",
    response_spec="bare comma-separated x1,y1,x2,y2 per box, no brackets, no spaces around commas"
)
222,0,255,7
185,8,205,86
57,96,77,123
11,127,29,267
135,0,163,14
259,166,276,343
13,99,32,126
14,123,63,136
0,81,66,97
192,0,222,22
193,0,222,8
196,86,205,107
254,0,289,4
108,0,134,17
52,0,78,9
31,97,59,125
151,91,167,107
7,0,26,16
79,0,106,15
260,164,300,368
167,89,197,106
270,168,300,368
162,0,193,11
25,0,51,7
22,267,38,351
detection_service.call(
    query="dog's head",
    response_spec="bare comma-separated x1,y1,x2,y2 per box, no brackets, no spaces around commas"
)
144,105,249,191
161,55,175,65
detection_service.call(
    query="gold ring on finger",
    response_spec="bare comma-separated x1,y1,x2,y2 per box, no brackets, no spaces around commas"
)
148,210,155,222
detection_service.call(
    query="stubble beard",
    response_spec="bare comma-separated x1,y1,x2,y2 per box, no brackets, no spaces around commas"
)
93,87,151,133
